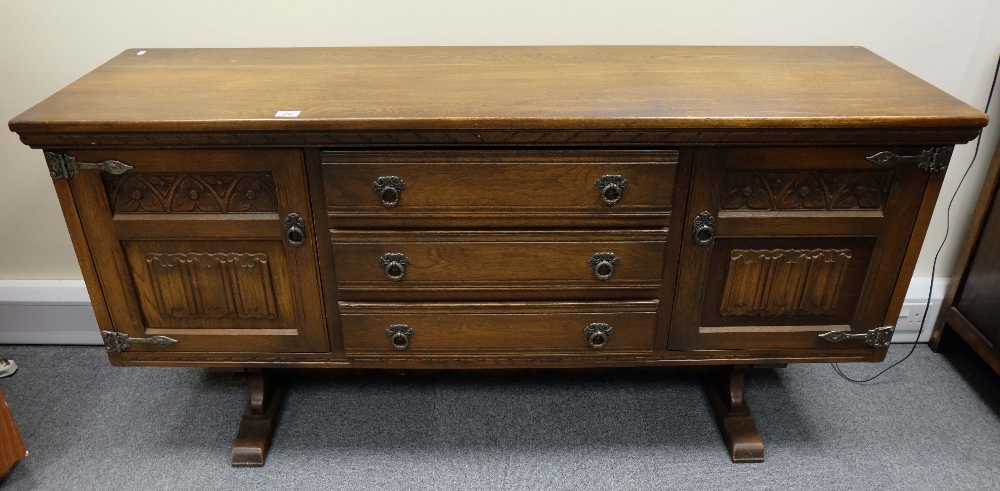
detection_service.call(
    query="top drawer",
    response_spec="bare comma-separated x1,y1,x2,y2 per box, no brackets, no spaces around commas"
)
322,150,678,228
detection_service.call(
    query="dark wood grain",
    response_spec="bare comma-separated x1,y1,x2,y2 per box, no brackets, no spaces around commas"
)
231,369,285,467
13,127,986,149
65,150,329,353
340,301,658,354
304,148,346,356
50,177,124,365
930,130,1000,373
703,365,765,463
323,149,676,228
117,346,882,368
667,146,929,351
332,229,668,298
8,46,986,135
4,46,992,466
953,194,1000,342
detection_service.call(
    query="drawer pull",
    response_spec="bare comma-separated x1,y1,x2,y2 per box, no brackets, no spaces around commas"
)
693,211,716,245
373,176,406,208
379,253,411,281
588,252,620,281
284,213,306,247
584,323,613,349
595,175,629,206
385,324,414,350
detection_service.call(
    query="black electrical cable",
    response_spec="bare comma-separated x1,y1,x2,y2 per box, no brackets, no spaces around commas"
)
832,52,1000,384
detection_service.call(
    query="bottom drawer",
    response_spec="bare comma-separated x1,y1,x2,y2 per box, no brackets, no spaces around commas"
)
340,301,658,354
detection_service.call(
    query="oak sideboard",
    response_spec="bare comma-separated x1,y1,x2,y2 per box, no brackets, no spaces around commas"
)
8,46,988,465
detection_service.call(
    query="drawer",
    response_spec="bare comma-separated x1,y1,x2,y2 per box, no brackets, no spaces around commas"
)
322,149,678,228
331,229,668,299
340,301,658,353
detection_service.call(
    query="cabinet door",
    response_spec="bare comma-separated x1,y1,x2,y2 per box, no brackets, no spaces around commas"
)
667,147,932,350
66,150,328,354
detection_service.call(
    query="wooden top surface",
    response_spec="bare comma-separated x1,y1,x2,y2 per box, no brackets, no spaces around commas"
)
8,46,988,134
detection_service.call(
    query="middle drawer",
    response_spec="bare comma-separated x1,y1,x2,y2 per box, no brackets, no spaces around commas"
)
332,229,668,300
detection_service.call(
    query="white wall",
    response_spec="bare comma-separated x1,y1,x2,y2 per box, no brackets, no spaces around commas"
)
1,0,998,283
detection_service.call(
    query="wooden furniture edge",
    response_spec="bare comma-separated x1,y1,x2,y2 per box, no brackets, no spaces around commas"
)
879,171,945,360
231,369,285,467
15,128,984,149
50,178,123,365
653,147,694,353
930,131,1000,352
932,307,1000,374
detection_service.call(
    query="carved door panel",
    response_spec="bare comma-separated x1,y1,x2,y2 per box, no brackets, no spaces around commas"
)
667,147,933,351
64,150,328,354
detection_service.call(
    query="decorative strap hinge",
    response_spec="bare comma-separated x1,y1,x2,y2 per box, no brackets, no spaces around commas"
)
44,151,133,179
818,325,894,348
100,330,178,352
866,147,953,173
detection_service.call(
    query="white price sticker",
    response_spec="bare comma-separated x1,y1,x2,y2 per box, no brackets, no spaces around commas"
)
274,110,301,118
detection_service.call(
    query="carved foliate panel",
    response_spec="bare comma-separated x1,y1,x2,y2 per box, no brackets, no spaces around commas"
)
721,171,893,211
145,252,279,320
719,248,853,316
103,173,278,213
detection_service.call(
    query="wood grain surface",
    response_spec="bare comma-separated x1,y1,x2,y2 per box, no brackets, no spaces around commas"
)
667,146,929,351
339,301,658,353
6,45,995,467
322,149,677,228
8,46,987,135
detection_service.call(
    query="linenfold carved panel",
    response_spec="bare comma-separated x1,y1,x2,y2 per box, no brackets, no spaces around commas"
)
103,173,277,213
145,252,278,320
721,171,893,211
720,248,853,316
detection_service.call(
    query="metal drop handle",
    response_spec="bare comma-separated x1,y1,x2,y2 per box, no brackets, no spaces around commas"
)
588,252,620,281
373,176,406,208
595,175,629,206
386,324,414,350
584,323,613,349
380,253,411,281
284,213,306,247
693,211,716,245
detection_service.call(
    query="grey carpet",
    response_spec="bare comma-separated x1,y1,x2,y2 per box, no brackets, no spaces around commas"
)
0,344,997,491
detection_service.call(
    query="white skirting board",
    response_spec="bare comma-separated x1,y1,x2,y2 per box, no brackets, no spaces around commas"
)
0,278,950,346
0,280,101,345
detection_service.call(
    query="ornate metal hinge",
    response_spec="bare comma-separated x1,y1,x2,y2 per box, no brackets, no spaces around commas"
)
866,147,953,173
44,151,133,179
100,330,178,352
818,326,894,348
